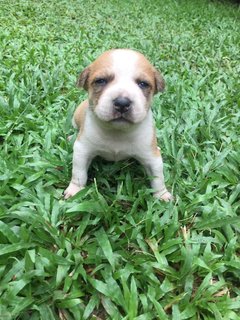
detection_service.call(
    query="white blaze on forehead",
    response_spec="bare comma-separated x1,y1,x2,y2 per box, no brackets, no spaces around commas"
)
110,49,139,78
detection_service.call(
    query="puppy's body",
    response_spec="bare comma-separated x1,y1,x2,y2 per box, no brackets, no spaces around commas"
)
64,49,172,201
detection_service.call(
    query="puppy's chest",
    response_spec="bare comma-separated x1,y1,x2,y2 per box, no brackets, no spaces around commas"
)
91,137,135,161
83,112,153,161
98,145,132,161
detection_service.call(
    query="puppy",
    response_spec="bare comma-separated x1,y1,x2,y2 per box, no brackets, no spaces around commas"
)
64,49,172,201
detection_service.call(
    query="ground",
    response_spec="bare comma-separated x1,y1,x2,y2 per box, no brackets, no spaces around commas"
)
0,0,240,319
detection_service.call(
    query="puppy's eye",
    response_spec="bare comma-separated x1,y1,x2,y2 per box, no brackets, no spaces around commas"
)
94,78,108,86
137,80,150,89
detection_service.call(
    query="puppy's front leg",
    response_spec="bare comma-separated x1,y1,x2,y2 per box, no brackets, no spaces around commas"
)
64,140,93,199
139,153,172,201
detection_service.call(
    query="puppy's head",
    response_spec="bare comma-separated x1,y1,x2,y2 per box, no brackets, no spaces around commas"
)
77,49,165,127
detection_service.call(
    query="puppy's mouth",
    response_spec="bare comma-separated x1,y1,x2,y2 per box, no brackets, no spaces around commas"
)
110,114,133,124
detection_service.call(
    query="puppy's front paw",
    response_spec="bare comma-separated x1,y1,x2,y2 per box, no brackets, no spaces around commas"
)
154,190,173,202
64,182,83,199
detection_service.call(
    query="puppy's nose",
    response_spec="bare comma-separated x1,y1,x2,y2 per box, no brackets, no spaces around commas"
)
113,97,132,113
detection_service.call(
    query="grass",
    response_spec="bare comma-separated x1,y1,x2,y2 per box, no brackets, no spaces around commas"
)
0,0,240,319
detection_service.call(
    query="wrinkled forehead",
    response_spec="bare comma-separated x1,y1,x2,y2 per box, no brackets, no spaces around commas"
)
89,49,155,82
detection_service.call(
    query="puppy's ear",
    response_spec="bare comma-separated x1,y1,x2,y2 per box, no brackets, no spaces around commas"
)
154,69,165,94
77,67,90,90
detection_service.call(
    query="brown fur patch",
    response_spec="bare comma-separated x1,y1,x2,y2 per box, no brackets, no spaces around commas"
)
87,51,114,86
154,70,165,93
77,68,90,90
135,52,165,94
84,51,116,107
152,128,161,157
73,100,89,139
77,51,114,91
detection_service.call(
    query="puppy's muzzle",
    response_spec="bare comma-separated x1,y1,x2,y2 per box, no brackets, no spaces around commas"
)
113,96,132,114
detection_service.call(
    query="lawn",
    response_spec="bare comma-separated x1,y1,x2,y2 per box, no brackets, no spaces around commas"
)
0,0,240,319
